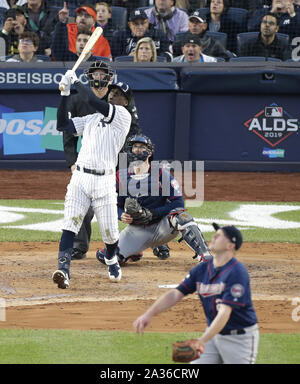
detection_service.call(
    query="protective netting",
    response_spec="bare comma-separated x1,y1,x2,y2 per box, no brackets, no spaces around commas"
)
0,0,299,62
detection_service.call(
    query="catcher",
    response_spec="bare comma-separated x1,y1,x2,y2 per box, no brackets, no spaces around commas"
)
96,134,212,266
134,223,259,364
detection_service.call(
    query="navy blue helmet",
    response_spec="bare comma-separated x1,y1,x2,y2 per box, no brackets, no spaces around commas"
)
126,134,154,163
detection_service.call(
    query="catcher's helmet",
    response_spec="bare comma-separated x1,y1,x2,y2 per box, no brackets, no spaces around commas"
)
84,60,114,89
126,134,154,163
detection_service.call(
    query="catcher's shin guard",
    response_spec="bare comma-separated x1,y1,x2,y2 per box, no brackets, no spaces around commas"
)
168,209,212,262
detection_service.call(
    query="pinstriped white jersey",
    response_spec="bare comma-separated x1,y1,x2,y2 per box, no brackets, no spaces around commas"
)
72,104,131,170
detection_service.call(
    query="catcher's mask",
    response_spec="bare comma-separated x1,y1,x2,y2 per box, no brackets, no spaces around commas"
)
126,134,154,163
84,60,114,89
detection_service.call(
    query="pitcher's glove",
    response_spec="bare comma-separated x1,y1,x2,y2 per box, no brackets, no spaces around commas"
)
172,339,204,363
124,197,157,225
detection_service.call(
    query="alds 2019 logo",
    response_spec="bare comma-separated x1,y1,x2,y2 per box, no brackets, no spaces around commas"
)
243,103,299,147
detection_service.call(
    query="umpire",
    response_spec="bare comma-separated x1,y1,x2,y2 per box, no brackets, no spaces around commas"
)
63,60,141,260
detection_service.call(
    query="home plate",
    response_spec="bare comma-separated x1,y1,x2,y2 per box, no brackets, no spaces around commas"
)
158,284,177,289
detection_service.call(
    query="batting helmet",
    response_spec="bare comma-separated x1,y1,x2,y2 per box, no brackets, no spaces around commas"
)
126,134,154,163
108,82,133,105
84,60,114,89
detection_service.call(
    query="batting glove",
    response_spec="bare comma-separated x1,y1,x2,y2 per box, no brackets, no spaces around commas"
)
65,70,78,85
59,75,71,96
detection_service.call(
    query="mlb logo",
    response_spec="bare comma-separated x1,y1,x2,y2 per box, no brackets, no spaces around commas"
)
265,107,283,117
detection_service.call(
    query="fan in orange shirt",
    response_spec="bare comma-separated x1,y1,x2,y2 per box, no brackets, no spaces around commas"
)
58,2,111,59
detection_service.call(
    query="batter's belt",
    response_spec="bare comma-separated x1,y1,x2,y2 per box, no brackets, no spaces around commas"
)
76,165,114,176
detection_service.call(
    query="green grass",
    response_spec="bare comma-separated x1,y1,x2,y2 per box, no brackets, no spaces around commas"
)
1,200,300,243
0,329,299,364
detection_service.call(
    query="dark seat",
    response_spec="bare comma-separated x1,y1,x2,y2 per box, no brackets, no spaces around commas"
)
229,56,282,62
206,31,227,48
0,6,6,29
196,7,248,25
236,31,290,56
114,55,167,62
3,54,51,61
111,6,128,31
91,56,111,62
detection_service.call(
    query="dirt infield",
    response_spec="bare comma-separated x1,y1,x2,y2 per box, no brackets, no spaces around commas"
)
0,170,300,334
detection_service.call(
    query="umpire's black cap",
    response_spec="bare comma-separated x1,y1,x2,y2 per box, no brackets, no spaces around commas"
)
109,82,133,104
212,223,243,250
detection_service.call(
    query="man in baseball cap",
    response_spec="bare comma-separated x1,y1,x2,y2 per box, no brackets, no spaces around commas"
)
173,32,217,62
189,11,207,25
75,5,97,23
129,9,148,22
173,10,232,60
111,7,172,60
53,2,111,60
212,223,243,251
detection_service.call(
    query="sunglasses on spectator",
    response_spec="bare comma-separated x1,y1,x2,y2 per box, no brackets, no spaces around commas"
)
19,39,34,45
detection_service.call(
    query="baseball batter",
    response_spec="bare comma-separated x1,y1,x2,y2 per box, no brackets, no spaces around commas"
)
52,64,131,289
63,65,142,261
134,223,259,364
96,135,212,265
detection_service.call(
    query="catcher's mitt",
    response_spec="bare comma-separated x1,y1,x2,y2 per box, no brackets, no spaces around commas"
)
172,339,204,363
124,197,154,225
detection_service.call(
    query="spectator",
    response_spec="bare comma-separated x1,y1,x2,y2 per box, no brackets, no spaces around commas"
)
173,11,233,59
21,0,58,56
175,1,208,13
240,13,291,60
95,2,115,47
248,0,300,40
6,30,45,61
111,9,172,61
134,37,158,62
52,28,104,62
294,0,300,10
205,0,247,52
145,0,189,42
52,2,111,61
109,0,141,15
0,6,27,55
173,33,218,61
95,2,111,28
0,0,26,9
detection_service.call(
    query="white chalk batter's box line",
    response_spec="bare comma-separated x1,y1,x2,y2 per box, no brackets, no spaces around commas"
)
0,203,299,232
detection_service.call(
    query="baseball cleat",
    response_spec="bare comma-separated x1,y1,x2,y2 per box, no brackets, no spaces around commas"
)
96,248,106,265
52,270,70,289
104,256,122,282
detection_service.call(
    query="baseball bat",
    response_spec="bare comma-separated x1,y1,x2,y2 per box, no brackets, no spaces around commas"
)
59,26,103,91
